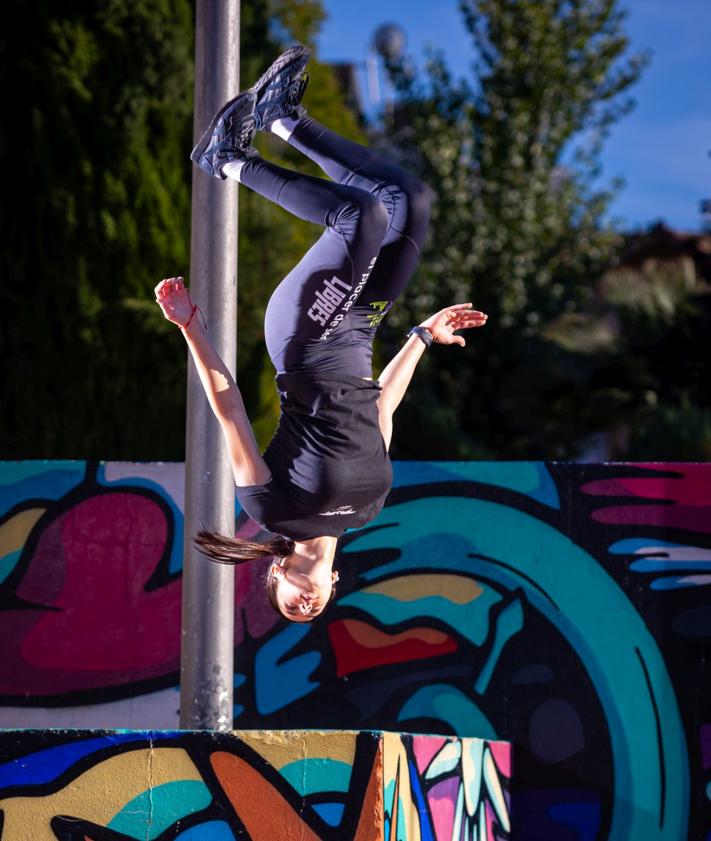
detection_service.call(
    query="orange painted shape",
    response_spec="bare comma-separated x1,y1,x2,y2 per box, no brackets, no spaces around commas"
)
211,751,322,841
353,737,384,841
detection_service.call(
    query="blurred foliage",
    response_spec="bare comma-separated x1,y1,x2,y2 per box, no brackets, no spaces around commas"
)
1,0,194,458
376,0,656,458
0,0,363,458
536,257,711,458
2,0,706,463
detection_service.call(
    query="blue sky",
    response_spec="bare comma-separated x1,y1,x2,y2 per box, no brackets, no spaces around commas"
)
317,0,711,232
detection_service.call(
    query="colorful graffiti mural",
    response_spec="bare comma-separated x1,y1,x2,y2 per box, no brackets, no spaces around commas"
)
0,460,709,840
0,729,511,840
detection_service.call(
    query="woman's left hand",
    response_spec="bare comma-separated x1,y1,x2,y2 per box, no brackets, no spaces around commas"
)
420,303,487,347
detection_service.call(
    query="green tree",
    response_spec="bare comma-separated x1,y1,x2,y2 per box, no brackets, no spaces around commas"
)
376,0,649,458
0,0,364,459
1,0,194,459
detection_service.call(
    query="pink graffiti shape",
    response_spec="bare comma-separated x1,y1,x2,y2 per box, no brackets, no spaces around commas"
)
19,493,181,671
0,492,285,697
591,505,711,533
412,735,449,776
581,465,711,533
0,492,181,694
427,775,460,841
489,741,512,779
582,464,711,506
486,800,497,840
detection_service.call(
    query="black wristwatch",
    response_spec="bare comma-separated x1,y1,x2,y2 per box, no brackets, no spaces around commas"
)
407,325,434,347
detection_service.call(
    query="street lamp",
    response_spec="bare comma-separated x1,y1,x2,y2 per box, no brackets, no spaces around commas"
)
367,22,406,122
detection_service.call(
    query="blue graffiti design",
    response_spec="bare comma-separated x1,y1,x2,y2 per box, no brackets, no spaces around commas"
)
312,803,345,826
650,575,711,590
0,550,20,585
609,537,711,589
278,759,353,795
474,597,524,695
0,464,85,516
254,625,320,714
346,495,689,841
393,461,559,508
233,673,247,718
108,780,212,839
609,538,699,554
397,685,497,739
548,802,602,841
175,821,236,840
0,731,182,788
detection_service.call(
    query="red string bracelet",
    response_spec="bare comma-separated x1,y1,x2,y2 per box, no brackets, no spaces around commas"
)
181,290,207,331
182,304,198,331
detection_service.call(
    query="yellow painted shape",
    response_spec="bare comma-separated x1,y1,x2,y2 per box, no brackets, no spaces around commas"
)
361,574,482,604
382,732,421,841
0,508,45,555
235,729,357,770
0,747,200,841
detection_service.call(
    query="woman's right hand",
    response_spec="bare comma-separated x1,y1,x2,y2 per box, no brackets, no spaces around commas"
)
155,277,194,328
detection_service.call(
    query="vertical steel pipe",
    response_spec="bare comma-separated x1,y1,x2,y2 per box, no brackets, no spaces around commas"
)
180,0,240,730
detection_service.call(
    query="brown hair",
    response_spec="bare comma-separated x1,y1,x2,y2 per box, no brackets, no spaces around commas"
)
194,530,336,621
194,530,295,565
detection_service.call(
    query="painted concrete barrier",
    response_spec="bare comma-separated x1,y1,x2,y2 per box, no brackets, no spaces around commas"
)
0,729,512,841
0,461,709,840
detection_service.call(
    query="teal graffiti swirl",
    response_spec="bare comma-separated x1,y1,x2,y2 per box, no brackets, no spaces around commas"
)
344,495,689,841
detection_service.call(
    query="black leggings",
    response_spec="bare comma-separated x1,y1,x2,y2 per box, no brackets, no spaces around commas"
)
238,115,432,377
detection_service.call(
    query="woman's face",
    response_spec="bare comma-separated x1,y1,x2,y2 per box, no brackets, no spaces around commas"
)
271,559,337,622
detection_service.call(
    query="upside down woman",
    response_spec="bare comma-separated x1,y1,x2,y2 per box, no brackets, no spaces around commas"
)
155,46,487,622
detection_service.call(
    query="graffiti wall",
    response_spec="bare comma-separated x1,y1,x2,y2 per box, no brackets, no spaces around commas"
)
0,728,511,840
0,460,709,840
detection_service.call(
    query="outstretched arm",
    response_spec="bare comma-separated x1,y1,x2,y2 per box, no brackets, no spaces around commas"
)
155,277,271,487
377,303,487,449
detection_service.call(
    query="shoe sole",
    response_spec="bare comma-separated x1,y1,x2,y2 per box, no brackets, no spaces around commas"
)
190,90,256,165
190,45,310,164
249,44,310,101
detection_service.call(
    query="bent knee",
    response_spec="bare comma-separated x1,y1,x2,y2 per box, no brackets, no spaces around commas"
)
359,193,389,233
336,193,388,240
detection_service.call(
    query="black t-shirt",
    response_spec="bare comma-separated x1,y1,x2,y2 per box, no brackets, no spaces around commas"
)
236,373,393,540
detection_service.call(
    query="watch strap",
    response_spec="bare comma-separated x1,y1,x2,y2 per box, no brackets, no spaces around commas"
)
407,325,434,347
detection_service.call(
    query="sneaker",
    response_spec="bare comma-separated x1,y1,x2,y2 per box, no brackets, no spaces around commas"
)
251,45,311,131
190,90,258,179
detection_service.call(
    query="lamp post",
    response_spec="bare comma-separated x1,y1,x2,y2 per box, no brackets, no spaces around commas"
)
180,0,240,731
371,22,406,123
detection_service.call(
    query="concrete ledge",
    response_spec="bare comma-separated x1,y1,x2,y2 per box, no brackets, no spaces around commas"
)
0,728,512,840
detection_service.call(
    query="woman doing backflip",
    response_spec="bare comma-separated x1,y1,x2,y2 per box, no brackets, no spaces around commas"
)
155,47,487,622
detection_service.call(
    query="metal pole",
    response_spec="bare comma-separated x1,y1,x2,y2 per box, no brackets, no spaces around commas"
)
180,0,240,730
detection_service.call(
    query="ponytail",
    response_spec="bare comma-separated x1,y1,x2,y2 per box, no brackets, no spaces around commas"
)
194,530,295,565
195,530,336,622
